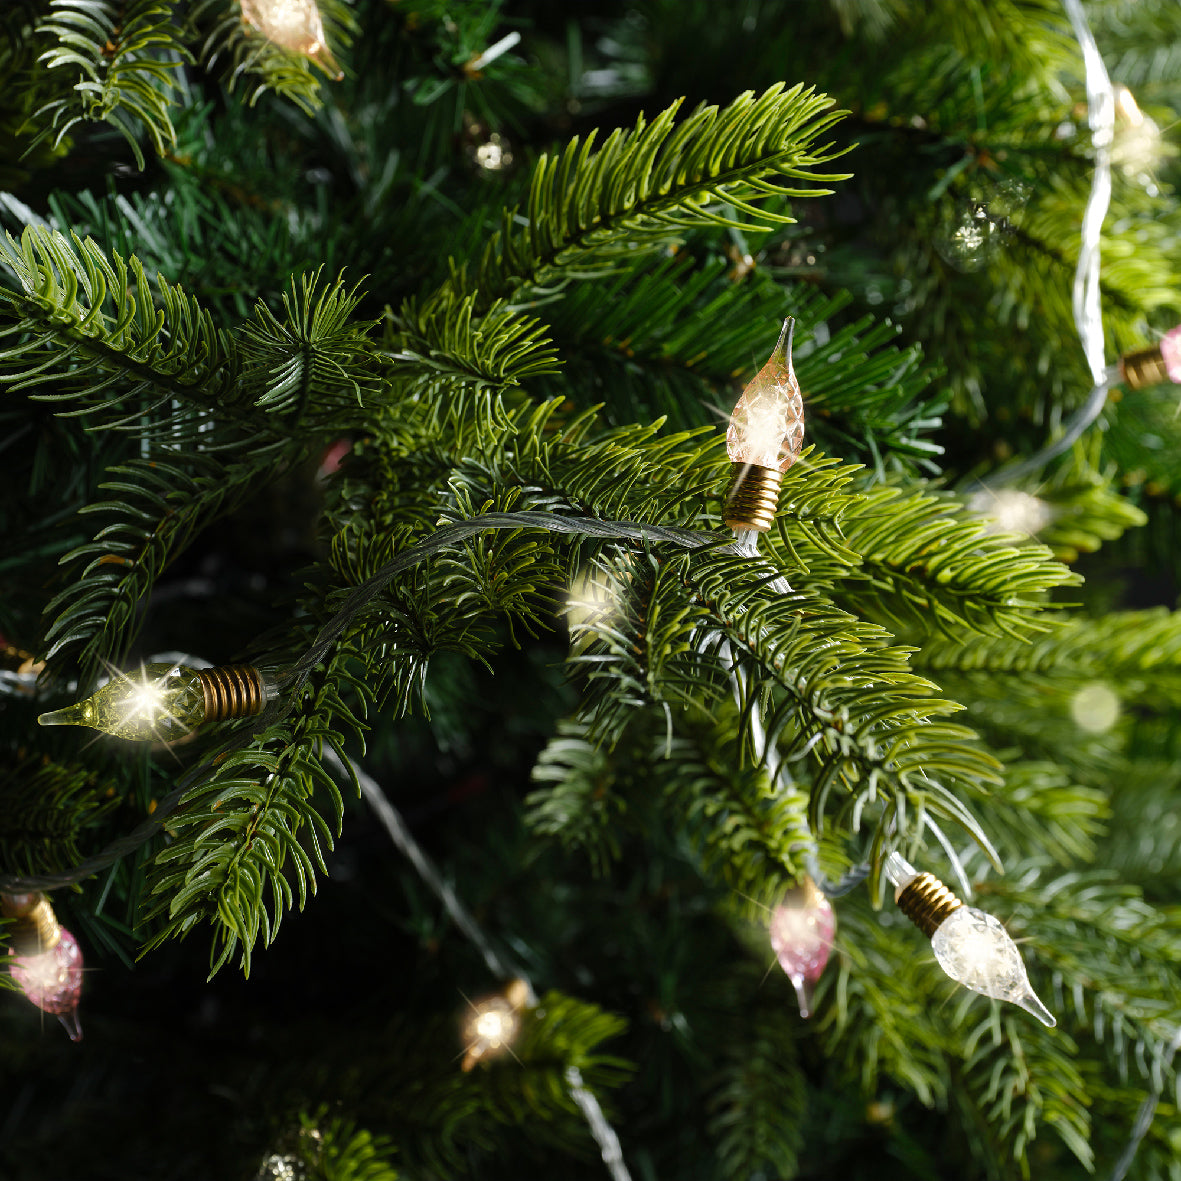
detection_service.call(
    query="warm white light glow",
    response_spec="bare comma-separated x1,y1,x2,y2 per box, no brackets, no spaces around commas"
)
475,1008,511,1044
726,319,805,472
1070,682,1120,732
969,488,1053,536
240,0,342,78
931,907,1056,1027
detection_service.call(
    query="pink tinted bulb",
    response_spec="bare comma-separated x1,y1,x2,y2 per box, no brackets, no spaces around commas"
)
726,319,805,471
1161,324,1181,383
10,926,84,1041
769,878,835,1018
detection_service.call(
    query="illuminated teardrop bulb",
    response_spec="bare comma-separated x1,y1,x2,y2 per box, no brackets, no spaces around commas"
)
726,318,805,472
461,978,533,1071
38,663,270,741
769,876,835,1018
886,854,1055,1027
2,893,83,1040
239,0,343,79
723,318,806,532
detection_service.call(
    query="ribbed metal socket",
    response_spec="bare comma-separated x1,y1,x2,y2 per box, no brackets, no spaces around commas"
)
1121,345,1169,391
197,665,266,723
1,892,62,955
724,463,784,532
896,872,963,938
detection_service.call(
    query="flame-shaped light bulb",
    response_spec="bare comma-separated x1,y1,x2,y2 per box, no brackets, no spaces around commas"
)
239,0,343,78
885,853,1055,1028
724,318,805,531
461,978,533,1071
38,663,270,741
2,893,83,1040
769,875,835,1018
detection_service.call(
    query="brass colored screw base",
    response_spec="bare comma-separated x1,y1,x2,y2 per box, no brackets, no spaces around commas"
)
1,892,62,955
724,463,784,532
197,666,266,723
896,872,963,938
1121,344,1169,391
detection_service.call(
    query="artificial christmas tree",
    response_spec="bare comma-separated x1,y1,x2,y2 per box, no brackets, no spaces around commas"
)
1,1,1180,1178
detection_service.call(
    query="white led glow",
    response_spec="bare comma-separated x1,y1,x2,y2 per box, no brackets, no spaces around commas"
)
931,907,1056,1027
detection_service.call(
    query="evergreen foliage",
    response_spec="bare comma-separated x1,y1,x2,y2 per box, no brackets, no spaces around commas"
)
1,1,1180,1179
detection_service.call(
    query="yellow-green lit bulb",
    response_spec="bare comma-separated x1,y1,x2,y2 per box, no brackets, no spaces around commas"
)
38,663,268,741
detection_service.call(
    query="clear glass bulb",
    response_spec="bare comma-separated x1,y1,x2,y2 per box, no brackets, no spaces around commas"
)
38,663,208,741
930,907,1056,1028
240,0,343,78
726,318,805,471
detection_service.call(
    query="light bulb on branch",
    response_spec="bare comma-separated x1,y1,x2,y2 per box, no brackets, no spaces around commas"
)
2,892,83,1040
38,663,272,741
239,0,343,79
1118,324,1181,391
769,875,835,1018
885,853,1055,1028
461,977,533,1071
724,318,805,532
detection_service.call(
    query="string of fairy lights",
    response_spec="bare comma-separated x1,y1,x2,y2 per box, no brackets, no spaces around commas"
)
1,0,1179,1175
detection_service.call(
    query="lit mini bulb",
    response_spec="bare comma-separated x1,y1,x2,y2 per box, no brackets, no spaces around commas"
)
240,0,343,78
38,663,270,741
885,853,1055,1027
769,875,835,1018
967,488,1054,537
724,318,805,532
1119,324,1181,391
461,977,532,1071
2,892,83,1041
1111,85,1166,183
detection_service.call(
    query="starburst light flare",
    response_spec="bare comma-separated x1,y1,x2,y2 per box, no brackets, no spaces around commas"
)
461,977,533,1071
885,853,1055,1027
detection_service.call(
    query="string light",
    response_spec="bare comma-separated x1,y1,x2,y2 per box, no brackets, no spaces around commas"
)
723,318,805,532
239,0,343,79
2,892,83,1040
461,978,533,1071
769,875,835,1018
38,663,271,741
885,853,1055,1027
967,488,1054,536
1118,324,1181,391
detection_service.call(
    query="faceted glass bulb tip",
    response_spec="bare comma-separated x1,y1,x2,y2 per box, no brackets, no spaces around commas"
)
769,878,835,1019
38,663,207,741
931,907,1055,1027
727,318,805,472
9,926,84,1041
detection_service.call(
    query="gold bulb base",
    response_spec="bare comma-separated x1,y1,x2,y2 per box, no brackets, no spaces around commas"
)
1121,344,1168,390
724,463,784,532
896,873,963,938
1,892,62,955
197,666,266,723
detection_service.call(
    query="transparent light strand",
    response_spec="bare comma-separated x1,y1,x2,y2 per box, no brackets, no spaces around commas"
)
1062,0,1115,386
976,0,1117,491
322,749,636,1181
